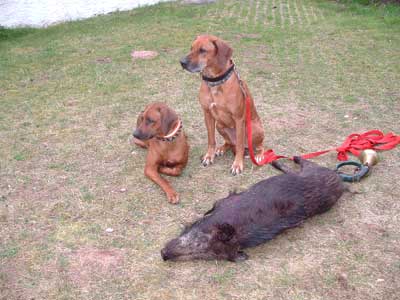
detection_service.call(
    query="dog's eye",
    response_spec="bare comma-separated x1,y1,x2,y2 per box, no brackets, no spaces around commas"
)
146,118,155,124
199,48,206,54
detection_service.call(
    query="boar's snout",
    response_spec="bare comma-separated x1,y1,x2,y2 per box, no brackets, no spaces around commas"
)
161,223,242,262
161,248,170,261
160,238,181,261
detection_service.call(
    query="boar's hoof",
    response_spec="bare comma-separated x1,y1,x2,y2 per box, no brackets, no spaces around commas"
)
229,251,248,262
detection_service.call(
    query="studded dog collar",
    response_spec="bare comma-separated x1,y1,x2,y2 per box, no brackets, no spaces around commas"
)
156,119,183,142
202,63,235,87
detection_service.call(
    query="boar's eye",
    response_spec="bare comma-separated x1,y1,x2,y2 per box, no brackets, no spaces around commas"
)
199,236,208,243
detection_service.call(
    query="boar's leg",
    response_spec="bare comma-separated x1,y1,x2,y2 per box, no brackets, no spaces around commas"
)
293,156,319,172
271,160,297,174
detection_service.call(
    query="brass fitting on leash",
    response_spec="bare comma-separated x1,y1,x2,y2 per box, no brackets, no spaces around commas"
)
359,149,378,167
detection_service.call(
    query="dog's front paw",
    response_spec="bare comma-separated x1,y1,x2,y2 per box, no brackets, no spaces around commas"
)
201,153,215,167
215,144,232,157
230,160,243,176
167,191,179,204
215,147,225,157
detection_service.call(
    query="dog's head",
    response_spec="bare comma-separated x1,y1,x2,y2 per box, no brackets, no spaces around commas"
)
133,103,178,141
180,35,233,76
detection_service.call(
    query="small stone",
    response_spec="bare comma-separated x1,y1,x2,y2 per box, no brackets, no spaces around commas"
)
95,57,112,64
337,273,349,289
105,228,114,233
376,278,385,283
120,188,127,193
344,115,349,118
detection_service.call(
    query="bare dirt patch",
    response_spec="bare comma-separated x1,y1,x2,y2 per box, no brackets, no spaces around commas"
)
267,94,308,130
95,57,113,64
68,247,125,288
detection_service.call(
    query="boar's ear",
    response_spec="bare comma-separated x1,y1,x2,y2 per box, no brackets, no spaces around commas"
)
180,221,194,235
215,223,236,242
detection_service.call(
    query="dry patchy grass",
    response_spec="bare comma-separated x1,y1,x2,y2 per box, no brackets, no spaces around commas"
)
1,0,400,299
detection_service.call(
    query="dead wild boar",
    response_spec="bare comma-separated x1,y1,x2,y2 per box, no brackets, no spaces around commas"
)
161,157,346,262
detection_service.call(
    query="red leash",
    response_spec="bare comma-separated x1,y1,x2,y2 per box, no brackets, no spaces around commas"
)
245,95,400,166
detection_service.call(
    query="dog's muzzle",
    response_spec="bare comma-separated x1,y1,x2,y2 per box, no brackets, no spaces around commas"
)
180,56,189,70
180,56,202,73
133,129,152,141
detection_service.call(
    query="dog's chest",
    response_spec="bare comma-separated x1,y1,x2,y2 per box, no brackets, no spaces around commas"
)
207,87,236,124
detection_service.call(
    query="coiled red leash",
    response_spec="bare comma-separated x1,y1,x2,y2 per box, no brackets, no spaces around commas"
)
245,94,400,165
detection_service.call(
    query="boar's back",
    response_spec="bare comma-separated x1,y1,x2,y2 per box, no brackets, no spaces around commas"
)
204,172,343,249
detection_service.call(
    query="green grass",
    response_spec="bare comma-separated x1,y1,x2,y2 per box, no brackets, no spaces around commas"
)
1,1,400,300
0,245,19,259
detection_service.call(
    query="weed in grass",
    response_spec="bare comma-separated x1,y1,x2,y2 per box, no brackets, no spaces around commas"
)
343,95,359,103
13,153,26,161
80,187,95,202
0,245,18,259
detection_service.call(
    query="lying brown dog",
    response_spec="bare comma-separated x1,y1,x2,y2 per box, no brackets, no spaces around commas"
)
133,102,189,204
180,35,265,175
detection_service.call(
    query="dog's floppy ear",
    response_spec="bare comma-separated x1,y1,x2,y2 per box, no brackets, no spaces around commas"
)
159,105,178,135
136,111,144,127
212,38,233,70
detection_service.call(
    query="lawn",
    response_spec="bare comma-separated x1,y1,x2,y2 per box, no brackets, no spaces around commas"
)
1,0,399,299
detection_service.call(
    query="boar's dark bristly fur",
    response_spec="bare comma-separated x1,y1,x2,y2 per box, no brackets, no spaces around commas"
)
161,157,346,262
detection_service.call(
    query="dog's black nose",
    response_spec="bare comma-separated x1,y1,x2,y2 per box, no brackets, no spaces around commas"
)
133,129,142,139
180,57,188,69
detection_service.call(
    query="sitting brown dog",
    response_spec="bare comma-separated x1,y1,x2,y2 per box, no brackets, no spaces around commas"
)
180,35,265,175
133,102,189,204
